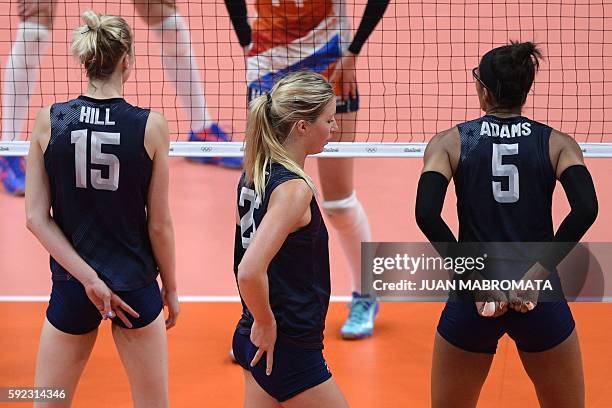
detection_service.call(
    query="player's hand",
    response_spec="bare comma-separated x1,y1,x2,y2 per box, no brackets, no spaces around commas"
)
508,263,549,313
161,286,180,329
474,289,508,318
110,292,140,328
329,51,358,101
85,278,115,318
85,278,139,327
250,319,277,376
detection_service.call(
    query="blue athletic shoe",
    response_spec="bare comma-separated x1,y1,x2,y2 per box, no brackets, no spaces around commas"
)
0,156,26,196
187,123,243,169
340,292,379,340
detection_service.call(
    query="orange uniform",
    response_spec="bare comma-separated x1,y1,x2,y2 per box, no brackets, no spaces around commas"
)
247,0,351,101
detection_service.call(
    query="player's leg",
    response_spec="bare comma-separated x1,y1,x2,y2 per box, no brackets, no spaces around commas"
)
432,301,505,407
1,0,56,195
281,378,349,408
243,370,281,408
517,330,584,407
505,299,584,407
33,320,98,408
233,328,281,407
112,313,168,408
34,279,103,407
234,329,342,407
133,0,241,168
111,282,168,408
431,332,494,408
317,111,376,339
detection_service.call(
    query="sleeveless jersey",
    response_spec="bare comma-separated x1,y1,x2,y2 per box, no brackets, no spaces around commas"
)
233,163,330,349
45,95,157,291
454,114,556,243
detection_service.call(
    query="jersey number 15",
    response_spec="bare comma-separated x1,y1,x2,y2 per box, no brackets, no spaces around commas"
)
71,129,120,191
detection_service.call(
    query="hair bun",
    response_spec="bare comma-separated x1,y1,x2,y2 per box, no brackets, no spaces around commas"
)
517,42,536,58
511,41,542,71
82,10,101,31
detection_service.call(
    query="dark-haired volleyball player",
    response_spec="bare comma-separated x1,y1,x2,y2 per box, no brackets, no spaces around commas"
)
25,11,178,407
232,71,348,407
416,42,598,407
225,0,389,338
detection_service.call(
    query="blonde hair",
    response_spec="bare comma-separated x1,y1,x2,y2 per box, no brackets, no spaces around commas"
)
245,71,335,198
71,10,133,80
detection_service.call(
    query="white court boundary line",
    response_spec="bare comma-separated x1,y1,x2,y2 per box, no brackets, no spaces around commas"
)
0,295,352,302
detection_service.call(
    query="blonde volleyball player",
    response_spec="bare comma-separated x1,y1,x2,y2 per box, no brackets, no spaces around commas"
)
232,71,348,407
26,11,178,407
225,0,389,339
2,0,238,196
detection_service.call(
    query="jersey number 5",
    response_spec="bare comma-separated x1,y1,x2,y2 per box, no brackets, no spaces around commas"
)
492,143,519,203
71,129,120,191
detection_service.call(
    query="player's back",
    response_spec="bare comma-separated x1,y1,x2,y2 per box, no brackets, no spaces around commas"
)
45,95,157,291
233,163,331,348
454,114,556,243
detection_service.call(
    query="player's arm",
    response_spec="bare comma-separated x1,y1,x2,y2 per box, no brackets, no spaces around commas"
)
415,128,457,244
348,0,391,56
510,130,598,313
331,0,390,99
144,111,179,329
25,107,138,325
237,179,312,375
417,129,507,316
538,130,598,271
224,0,251,54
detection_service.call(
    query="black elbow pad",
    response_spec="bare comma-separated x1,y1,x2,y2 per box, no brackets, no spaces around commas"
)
559,165,598,225
415,171,449,226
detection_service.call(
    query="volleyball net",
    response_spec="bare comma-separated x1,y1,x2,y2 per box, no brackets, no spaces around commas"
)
0,0,611,157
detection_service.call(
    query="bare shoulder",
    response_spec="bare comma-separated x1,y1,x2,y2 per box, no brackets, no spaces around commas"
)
428,126,460,150
31,105,52,151
33,105,52,133
549,129,584,177
269,178,313,210
422,126,460,179
146,111,169,137
549,129,581,153
144,111,170,158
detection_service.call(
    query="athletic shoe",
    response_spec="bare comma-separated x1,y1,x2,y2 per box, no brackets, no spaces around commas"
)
187,123,243,169
0,156,25,196
340,292,379,339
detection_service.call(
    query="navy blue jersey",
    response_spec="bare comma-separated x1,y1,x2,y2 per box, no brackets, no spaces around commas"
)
44,96,157,291
454,115,556,243
233,163,330,349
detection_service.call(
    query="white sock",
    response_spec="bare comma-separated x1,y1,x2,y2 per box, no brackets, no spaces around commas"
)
323,192,372,293
151,13,213,131
2,22,50,141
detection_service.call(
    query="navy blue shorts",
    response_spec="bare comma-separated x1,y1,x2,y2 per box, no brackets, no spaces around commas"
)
232,329,332,402
46,278,163,335
437,300,576,354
